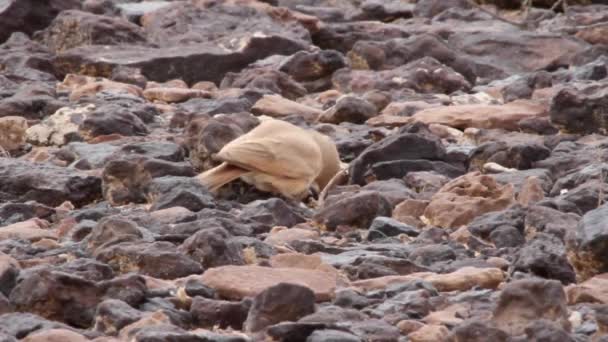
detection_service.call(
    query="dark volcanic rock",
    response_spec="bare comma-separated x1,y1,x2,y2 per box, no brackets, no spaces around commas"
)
93,299,143,335
314,191,392,230
0,0,81,44
95,241,203,279
179,228,245,269
80,103,150,138
0,159,101,207
0,313,77,339
333,57,471,95
318,95,378,125
512,233,576,285
448,30,591,81
244,283,316,332
349,131,446,185
190,296,251,330
367,217,420,240
146,176,216,212
568,202,608,281
35,10,148,53
221,68,307,101
0,84,66,120
550,83,608,134
9,268,103,328
492,279,569,336
53,2,311,85
348,34,477,83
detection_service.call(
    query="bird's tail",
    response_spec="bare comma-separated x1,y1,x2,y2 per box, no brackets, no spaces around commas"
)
196,162,249,192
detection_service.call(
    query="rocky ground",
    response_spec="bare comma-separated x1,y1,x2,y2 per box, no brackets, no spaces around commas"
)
2,0,608,341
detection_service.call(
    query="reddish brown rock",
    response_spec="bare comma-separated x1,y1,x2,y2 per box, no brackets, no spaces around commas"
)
423,172,515,229
566,273,608,305
22,329,89,342
408,324,449,342
411,100,547,131
200,265,339,301
251,94,322,122
352,267,503,292
142,87,212,103
0,116,28,153
0,219,57,241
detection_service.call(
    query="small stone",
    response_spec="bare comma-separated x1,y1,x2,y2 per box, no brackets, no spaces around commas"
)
244,283,316,332
0,116,27,153
190,297,250,330
407,324,449,342
264,227,320,247
367,216,420,241
424,172,515,229
314,191,392,230
318,95,378,124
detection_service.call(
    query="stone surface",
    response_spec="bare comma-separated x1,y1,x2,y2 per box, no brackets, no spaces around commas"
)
424,172,515,229
200,265,339,301
244,283,316,332
0,117,27,153
0,159,101,207
492,279,570,336
411,100,547,131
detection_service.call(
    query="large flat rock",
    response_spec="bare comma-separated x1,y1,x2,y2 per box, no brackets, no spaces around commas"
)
200,265,340,302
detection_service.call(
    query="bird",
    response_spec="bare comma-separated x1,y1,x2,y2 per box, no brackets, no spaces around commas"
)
196,118,341,201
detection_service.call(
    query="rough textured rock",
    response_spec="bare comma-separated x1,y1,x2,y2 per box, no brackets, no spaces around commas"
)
411,100,548,131
244,283,316,332
0,117,28,153
0,159,101,207
349,131,446,185
0,0,81,44
36,10,148,53
314,191,392,230
200,265,339,302
492,279,570,336
550,83,608,134
424,172,515,229
567,203,608,281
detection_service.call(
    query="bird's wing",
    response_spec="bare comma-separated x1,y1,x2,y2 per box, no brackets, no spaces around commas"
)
217,136,322,180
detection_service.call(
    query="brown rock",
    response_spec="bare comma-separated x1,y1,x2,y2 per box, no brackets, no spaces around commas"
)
566,273,608,305
0,116,27,152
251,94,322,122
200,265,339,301
423,172,515,229
36,10,148,53
0,219,57,241
392,200,429,223
22,329,89,342
408,324,449,342
492,279,570,336
517,176,545,206
411,100,547,131
62,75,143,102
423,303,469,326
264,227,319,247
352,267,503,292
425,267,504,292
142,88,212,103
576,24,608,46
397,320,424,334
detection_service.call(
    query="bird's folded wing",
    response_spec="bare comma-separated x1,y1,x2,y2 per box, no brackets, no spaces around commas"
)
217,137,321,180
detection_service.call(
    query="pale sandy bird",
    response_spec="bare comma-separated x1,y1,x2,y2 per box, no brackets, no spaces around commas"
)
196,118,341,201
